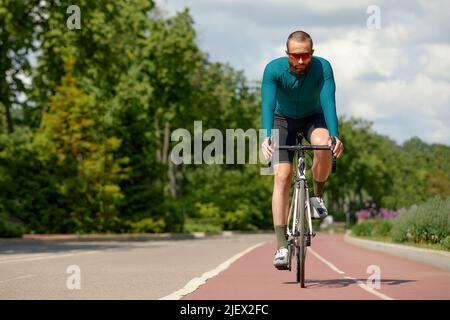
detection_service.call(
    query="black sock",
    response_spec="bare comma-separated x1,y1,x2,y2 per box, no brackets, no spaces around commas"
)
313,180,326,198
274,225,288,249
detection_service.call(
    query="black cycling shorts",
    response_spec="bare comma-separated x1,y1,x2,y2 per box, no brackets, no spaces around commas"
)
271,113,328,164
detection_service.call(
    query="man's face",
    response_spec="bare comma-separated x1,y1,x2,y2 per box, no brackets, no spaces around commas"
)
286,40,314,74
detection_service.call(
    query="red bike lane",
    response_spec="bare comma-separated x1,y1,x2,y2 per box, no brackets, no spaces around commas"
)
182,233,450,300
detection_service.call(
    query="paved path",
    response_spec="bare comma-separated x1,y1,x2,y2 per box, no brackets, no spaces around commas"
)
0,233,448,300
183,233,450,300
0,234,272,299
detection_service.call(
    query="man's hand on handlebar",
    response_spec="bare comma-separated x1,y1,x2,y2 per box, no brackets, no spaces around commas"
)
327,136,344,159
261,137,274,160
262,135,343,160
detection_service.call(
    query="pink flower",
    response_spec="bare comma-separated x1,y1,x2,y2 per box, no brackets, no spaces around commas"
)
355,209,372,219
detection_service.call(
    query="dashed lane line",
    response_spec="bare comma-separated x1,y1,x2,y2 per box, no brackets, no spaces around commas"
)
0,251,99,264
0,274,37,284
309,248,394,300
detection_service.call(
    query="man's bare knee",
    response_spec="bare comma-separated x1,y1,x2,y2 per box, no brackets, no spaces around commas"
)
274,164,292,190
312,137,328,146
313,150,332,161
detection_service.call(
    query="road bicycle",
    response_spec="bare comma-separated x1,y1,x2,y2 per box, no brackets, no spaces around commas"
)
276,134,337,287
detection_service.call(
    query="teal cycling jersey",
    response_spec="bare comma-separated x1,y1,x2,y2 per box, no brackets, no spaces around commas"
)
261,56,339,137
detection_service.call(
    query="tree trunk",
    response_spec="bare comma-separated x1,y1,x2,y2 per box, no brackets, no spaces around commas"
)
1,32,14,134
358,188,363,207
162,121,170,165
168,157,177,198
164,121,176,198
5,103,14,133
0,80,14,133
179,163,184,198
336,187,341,214
155,118,162,163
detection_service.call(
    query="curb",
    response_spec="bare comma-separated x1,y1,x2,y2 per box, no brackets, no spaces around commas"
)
344,231,450,272
0,230,273,245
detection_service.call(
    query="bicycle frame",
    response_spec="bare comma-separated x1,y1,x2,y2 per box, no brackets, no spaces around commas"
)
286,150,313,246
276,136,336,286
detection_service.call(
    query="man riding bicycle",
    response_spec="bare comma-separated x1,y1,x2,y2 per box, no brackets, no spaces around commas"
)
260,31,344,269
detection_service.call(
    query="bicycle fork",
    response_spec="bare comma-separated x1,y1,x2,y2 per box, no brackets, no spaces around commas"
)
286,156,315,248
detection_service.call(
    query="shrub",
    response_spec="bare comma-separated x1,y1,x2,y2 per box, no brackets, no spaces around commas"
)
351,219,392,238
128,218,166,233
391,196,449,245
440,235,450,251
184,218,223,233
195,202,221,219
163,200,185,233
0,211,26,238
223,204,258,231
351,221,371,237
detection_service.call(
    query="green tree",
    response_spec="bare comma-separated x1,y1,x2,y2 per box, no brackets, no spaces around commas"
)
33,57,129,232
0,0,39,132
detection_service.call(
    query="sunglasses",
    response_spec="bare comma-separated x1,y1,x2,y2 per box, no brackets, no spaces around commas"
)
287,52,311,61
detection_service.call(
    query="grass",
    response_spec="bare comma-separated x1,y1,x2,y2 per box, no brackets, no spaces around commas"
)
183,218,223,233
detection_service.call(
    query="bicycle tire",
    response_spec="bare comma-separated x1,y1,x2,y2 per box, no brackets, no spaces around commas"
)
287,240,293,271
298,180,307,287
294,183,301,283
296,244,300,282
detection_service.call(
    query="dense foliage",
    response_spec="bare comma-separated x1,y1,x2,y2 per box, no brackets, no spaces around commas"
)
1,1,449,236
351,197,450,250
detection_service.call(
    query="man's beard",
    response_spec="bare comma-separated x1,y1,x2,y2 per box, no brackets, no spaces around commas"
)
290,62,309,74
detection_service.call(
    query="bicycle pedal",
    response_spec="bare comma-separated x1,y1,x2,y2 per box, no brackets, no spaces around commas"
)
312,232,316,237
275,265,290,271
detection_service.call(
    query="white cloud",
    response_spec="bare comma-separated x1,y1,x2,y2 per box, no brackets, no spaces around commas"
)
348,75,450,144
156,0,450,145
382,23,409,44
317,29,403,85
420,44,450,81
348,102,382,121
298,0,372,12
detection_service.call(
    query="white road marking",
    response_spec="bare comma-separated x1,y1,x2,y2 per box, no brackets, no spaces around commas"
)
309,248,395,300
159,242,266,300
344,276,394,300
309,248,345,274
0,274,36,284
0,251,99,264
0,253,56,261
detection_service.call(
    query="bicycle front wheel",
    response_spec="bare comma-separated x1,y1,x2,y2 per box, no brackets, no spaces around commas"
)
296,180,307,287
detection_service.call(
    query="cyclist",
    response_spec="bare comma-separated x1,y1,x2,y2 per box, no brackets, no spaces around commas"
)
260,31,344,269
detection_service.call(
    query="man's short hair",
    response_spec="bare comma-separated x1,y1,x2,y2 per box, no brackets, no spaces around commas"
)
286,31,313,50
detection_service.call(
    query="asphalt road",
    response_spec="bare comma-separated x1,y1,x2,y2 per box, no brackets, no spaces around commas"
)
0,233,272,299
0,232,448,300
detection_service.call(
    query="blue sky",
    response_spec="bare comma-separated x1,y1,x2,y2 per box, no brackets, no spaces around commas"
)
155,0,450,145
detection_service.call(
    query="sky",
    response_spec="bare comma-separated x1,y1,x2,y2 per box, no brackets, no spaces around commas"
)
154,0,450,146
